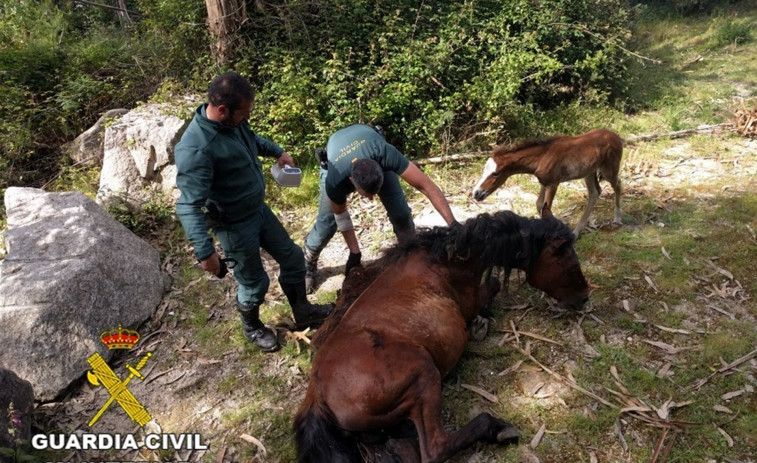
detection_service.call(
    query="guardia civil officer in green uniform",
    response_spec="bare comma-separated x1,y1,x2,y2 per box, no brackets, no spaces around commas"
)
175,72,332,353
302,123,459,292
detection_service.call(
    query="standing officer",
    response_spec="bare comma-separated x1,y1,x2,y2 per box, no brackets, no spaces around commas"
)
175,72,332,352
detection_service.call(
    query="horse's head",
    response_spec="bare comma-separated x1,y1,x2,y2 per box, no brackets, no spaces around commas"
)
526,231,590,311
472,156,508,201
519,207,589,309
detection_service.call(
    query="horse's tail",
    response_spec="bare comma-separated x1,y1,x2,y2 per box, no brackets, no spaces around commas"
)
294,393,361,463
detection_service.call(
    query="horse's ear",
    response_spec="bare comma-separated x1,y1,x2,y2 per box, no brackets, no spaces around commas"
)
540,203,553,219
550,238,569,255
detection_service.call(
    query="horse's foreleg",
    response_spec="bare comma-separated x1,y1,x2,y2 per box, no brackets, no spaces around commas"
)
540,184,559,218
574,174,600,235
470,274,502,341
611,176,622,224
535,185,547,215
409,366,519,463
477,272,501,315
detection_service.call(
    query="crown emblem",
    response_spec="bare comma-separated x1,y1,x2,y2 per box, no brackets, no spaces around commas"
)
100,325,140,350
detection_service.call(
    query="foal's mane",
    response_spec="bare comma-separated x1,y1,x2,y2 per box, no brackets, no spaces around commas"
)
380,210,574,273
493,136,562,156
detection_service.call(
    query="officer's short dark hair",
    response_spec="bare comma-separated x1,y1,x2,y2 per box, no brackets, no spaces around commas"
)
208,72,255,113
351,159,384,195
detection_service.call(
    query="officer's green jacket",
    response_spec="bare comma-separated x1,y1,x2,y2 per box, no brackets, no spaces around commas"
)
324,124,409,205
175,104,284,261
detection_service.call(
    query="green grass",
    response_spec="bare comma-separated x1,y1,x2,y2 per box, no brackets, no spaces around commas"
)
708,18,754,49
436,126,757,461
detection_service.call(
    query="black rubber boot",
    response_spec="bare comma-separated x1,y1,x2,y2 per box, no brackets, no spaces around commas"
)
303,244,320,294
280,280,333,330
235,301,279,352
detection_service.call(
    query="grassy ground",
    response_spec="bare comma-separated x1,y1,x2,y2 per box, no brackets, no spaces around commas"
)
17,3,757,463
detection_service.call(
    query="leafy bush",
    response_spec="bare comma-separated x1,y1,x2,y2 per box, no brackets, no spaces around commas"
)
708,19,753,48
1,0,637,202
106,193,176,237
240,0,636,157
0,0,206,195
632,0,746,15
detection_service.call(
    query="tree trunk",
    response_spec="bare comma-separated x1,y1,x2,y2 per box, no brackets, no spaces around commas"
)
205,0,247,66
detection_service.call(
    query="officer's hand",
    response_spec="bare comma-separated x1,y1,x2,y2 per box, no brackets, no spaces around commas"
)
201,252,222,277
278,152,295,168
449,220,463,231
315,147,328,170
344,252,362,276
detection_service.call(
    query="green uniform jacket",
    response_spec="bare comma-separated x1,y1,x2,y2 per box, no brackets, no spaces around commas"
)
324,124,410,205
175,104,284,261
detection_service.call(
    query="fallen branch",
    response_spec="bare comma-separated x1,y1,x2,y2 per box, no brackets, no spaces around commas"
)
691,347,757,390
512,343,616,408
650,426,670,463
605,371,698,431
681,54,703,69
549,22,662,65
624,123,735,145
615,420,628,452
74,0,141,15
415,151,487,166
496,329,563,346
734,99,757,138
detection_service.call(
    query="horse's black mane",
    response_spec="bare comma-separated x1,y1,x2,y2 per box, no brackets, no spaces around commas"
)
313,211,574,350
377,210,574,274
493,136,562,156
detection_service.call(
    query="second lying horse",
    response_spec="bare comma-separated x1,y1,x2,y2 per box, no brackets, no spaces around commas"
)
472,129,624,235
295,211,590,463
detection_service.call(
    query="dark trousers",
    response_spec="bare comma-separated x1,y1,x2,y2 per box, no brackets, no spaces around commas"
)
304,168,415,253
214,203,304,307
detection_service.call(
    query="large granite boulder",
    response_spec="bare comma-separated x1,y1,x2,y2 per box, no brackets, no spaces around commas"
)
0,188,170,401
0,369,34,462
64,108,130,166
96,101,197,209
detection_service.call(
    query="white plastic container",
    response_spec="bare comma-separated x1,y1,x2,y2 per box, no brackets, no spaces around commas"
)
271,164,302,187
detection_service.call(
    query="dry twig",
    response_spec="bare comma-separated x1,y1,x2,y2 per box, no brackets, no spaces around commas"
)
733,99,757,137
691,347,757,390
512,344,615,408
496,329,563,346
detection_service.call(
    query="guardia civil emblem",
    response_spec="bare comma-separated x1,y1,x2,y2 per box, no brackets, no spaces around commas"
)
86,325,152,427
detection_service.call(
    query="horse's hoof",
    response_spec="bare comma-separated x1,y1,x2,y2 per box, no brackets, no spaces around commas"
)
470,316,490,342
496,426,521,444
276,317,297,331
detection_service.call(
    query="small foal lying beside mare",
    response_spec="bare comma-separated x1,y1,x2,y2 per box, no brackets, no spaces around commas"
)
472,129,624,235
295,211,590,463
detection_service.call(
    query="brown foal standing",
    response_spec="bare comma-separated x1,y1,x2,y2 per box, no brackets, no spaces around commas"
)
472,129,624,235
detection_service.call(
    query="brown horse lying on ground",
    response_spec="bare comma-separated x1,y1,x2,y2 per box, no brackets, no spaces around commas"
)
295,211,590,463
471,129,624,235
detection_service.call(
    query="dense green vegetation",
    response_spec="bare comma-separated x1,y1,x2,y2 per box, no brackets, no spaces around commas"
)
0,0,205,195
3,0,753,203
1,0,640,195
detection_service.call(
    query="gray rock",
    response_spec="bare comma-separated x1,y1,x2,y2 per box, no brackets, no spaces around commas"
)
64,109,130,166
0,188,169,401
96,102,194,209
